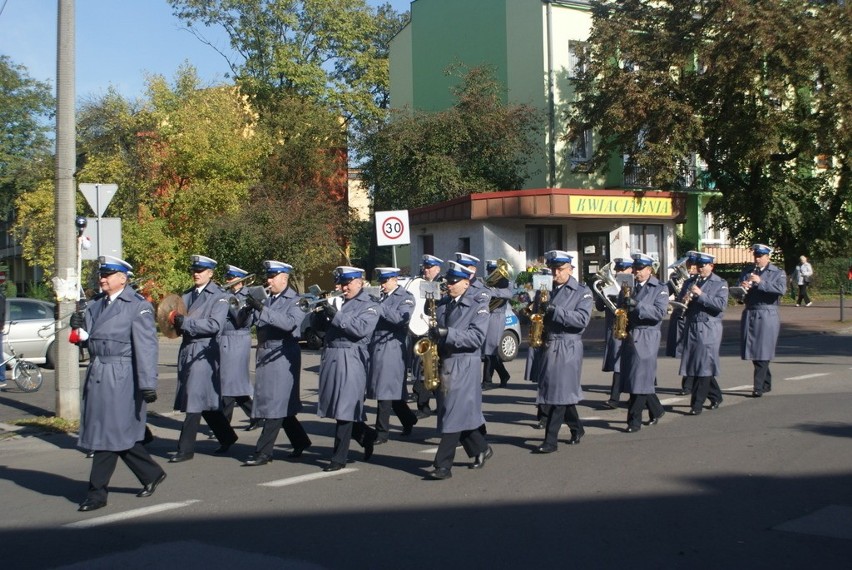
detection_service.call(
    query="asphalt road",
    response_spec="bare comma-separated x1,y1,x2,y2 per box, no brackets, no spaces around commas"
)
1,303,851,569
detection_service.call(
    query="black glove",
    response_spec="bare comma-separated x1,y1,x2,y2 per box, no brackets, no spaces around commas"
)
323,303,338,319
173,314,185,331
69,311,85,329
140,389,158,403
429,326,448,341
245,295,264,312
544,304,556,315
624,297,638,311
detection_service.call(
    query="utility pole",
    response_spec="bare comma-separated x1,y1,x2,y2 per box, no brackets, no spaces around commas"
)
55,0,80,419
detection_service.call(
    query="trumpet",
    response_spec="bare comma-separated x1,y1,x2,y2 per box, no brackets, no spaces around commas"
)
730,264,759,303
298,291,344,314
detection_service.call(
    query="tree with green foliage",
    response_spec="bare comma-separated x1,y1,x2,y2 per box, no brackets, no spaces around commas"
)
0,55,54,215
568,0,851,269
168,0,408,125
358,65,541,211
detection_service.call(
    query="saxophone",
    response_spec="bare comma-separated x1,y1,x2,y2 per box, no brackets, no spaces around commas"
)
528,285,550,349
613,282,631,340
413,293,441,391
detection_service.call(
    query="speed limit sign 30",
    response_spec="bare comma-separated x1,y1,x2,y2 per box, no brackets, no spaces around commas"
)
375,210,411,246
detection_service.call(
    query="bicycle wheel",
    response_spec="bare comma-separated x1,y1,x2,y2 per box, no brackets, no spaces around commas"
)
12,360,43,393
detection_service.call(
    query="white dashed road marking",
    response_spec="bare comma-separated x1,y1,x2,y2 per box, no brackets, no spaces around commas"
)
785,373,830,381
65,500,201,529
259,468,359,487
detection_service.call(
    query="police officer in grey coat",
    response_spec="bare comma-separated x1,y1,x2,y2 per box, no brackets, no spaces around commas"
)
169,255,237,462
666,252,699,395
368,267,418,444
596,258,633,409
534,251,593,454
317,267,380,472
242,261,312,466
739,244,786,397
72,256,166,512
620,253,670,432
427,261,492,480
220,265,257,431
481,259,513,389
679,253,729,414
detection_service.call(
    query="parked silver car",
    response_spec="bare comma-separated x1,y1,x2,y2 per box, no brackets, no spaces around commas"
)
4,298,57,367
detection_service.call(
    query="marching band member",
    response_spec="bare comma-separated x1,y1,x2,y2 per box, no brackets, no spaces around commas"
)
412,254,444,418
454,252,491,306
679,253,729,414
534,251,593,453
481,259,513,389
666,252,699,396
72,256,165,512
169,255,237,462
317,267,380,472
220,265,258,431
620,253,669,433
427,261,492,480
739,244,786,397
368,267,418,444
242,261,312,466
597,258,633,409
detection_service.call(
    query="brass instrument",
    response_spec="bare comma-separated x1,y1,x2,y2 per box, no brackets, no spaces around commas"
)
730,264,759,303
230,285,269,310
485,258,514,312
223,273,256,291
591,261,619,313
297,289,344,313
156,294,187,339
413,293,441,391
613,282,631,340
528,285,550,349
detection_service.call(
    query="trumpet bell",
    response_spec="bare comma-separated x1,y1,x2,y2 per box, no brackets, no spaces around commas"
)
156,294,186,339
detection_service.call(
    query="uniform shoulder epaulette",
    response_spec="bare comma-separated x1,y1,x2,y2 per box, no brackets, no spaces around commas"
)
134,292,147,301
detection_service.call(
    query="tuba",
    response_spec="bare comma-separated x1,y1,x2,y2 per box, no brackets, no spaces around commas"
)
485,258,514,312
413,293,441,391
591,261,619,313
527,284,550,349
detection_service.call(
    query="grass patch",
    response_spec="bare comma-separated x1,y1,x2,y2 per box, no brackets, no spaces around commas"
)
12,416,79,434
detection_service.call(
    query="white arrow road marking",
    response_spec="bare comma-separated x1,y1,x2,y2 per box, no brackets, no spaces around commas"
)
65,500,201,529
260,468,359,487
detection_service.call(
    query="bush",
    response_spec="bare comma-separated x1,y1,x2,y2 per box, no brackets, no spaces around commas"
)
811,257,852,293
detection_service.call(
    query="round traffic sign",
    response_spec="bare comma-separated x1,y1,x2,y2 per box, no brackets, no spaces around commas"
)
381,216,405,240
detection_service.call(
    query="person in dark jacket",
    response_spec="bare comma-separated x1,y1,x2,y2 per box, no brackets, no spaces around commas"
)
739,244,786,397
427,261,491,480
220,265,258,431
169,255,237,463
317,266,380,472
620,253,670,433
72,256,165,512
242,261,311,466
533,250,593,454
368,267,418,444
678,253,729,414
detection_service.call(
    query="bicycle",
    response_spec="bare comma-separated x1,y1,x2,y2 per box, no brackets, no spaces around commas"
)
1,341,44,393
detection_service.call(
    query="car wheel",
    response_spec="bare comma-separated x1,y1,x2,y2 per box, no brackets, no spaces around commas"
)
499,330,519,362
304,328,323,350
45,341,57,369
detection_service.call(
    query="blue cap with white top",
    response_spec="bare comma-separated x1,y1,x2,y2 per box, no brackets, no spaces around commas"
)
263,260,292,275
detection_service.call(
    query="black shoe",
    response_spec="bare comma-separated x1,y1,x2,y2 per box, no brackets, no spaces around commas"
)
85,450,95,459
78,498,107,512
534,418,546,430
534,443,558,454
363,441,374,461
214,438,238,454
414,409,432,420
482,382,497,391
677,390,689,396
401,423,415,437
688,408,702,416
568,431,584,445
288,443,311,458
647,411,665,425
470,446,493,469
137,472,167,497
751,391,763,398
708,401,721,410
499,376,510,388
373,437,388,446
244,420,262,432
602,400,618,410
323,461,345,472
243,454,272,466
169,452,194,463
626,426,640,433
428,467,452,480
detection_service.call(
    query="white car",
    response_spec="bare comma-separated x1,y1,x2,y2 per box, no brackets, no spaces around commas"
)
4,298,57,367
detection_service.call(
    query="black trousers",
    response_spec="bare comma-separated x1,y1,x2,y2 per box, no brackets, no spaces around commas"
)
796,284,811,305
87,443,164,502
331,420,376,465
375,399,417,440
609,372,622,402
482,354,510,385
681,376,695,393
222,395,253,425
691,376,722,410
433,427,487,470
255,416,311,457
753,360,772,394
177,411,237,454
541,404,584,447
627,394,664,429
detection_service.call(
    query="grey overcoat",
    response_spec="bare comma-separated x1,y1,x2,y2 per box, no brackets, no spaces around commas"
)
620,276,669,394
368,285,415,400
678,273,728,377
220,287,254,398
740,263,786,361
